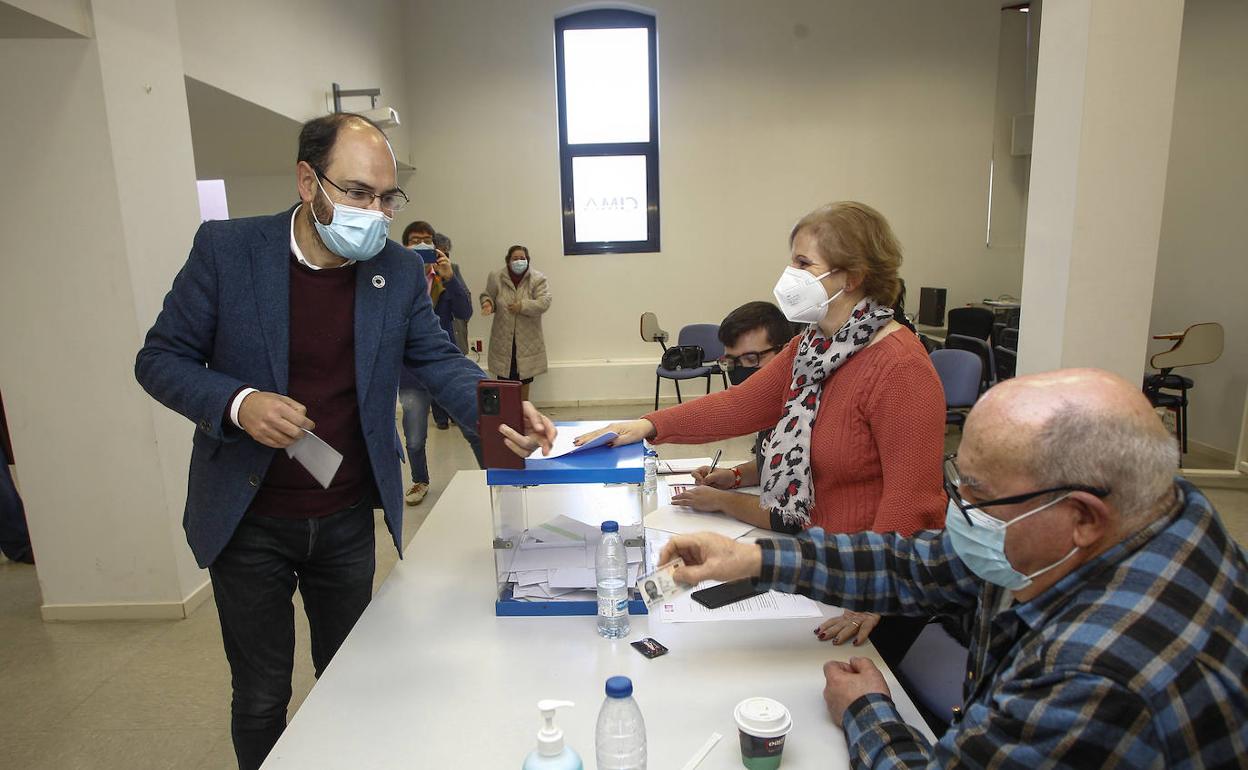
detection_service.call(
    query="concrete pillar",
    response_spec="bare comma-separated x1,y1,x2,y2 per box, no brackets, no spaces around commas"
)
0,0,207,619
1017,0,1184,383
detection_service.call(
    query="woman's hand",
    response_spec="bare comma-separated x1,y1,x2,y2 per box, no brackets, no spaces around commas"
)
670,486,729,513
573,419,655,448
691,466,736,489
814,611,880,646
507,301,522,314
481,298,494,316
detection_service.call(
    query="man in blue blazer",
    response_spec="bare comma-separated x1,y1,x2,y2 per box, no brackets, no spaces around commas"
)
136,113,554,770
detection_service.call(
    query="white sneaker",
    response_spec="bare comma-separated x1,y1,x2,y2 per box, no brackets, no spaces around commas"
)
405,482,429,506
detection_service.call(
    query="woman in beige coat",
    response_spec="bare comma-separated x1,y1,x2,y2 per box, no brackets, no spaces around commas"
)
480,245,552,402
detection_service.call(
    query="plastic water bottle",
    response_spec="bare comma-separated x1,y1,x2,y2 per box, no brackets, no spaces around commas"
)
596,521,630,639
642,448,658,495
595,676,647,770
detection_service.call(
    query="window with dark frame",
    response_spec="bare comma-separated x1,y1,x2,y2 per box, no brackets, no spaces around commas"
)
555,9,659,255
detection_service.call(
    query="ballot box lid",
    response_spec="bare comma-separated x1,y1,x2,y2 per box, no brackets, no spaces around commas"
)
485,422,645,486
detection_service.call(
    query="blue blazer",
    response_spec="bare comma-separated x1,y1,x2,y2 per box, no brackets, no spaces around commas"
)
135,206,485,567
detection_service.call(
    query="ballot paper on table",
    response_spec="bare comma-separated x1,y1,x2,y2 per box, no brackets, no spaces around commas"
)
284,430,343,489
656,579,822,623
644,504,755,540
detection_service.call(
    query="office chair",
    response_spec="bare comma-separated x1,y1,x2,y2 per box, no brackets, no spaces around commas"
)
653,324,728,411
994,345,1017,382
1143,322,1224,458
947,307,995,343
943,334,995,392
639,311,669,350
930,348,981,427
894,619,970,733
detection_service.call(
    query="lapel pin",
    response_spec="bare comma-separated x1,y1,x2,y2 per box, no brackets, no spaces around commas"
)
372,275,385,289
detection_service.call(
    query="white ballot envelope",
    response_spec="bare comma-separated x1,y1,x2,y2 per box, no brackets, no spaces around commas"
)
285,430,343,489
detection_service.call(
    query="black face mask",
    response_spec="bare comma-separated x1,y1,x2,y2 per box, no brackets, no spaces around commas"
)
727,366,759,386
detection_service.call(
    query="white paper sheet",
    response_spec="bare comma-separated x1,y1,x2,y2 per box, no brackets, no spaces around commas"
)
656,580,822,623
656,457,712,474
526,420,618,461
284,430,343,489
644,505,755,540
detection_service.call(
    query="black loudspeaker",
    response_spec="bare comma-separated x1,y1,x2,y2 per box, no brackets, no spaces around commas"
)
917,287,947,327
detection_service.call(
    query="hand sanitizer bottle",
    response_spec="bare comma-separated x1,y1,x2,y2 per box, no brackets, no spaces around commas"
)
523,700,583,770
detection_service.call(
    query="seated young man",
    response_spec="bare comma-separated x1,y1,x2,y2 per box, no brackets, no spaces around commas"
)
671,300,797,530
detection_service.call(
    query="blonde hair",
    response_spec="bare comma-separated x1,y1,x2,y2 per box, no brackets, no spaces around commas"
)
789,201,903,306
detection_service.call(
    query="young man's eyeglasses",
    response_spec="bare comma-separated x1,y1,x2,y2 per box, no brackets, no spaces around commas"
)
943,454,1109,527
717,346,783,371
314,167,410,212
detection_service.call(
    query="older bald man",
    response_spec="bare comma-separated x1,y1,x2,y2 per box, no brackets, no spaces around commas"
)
662,368,1247,769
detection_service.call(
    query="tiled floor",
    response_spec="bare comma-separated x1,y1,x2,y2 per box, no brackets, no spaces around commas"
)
0,405,1244,769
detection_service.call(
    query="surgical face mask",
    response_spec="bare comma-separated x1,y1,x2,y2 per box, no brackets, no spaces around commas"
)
945,495,1080,591
727,366,758,386
310,177,391,261
773,267,843,324
510,259,528,275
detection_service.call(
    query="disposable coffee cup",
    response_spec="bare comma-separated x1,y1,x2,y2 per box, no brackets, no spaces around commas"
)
734,697,792,769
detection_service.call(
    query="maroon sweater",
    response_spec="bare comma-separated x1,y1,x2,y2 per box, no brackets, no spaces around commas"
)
248,258,374,518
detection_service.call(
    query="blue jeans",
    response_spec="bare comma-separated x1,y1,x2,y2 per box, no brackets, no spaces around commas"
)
398,386,433,485
399,385,484,485
209,497,376,770
430,400,450,427
0,445,32,563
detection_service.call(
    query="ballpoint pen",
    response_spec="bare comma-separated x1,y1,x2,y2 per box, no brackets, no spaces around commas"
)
707,448,722,476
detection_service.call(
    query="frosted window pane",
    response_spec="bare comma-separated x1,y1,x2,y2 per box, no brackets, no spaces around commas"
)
564,28,649,144
572,156,647,242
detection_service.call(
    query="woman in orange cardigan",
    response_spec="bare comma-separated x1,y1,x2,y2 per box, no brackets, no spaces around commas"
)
578,201,946,664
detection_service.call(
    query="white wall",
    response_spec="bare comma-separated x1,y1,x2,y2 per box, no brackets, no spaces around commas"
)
0,0,92,36
175,0,413,166
0,24,203,612
1150,0,1248,456
402,0,1011,403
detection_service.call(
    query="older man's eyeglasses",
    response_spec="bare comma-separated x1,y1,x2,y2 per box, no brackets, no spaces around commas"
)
943,454,1109,527
717,347,783,371
314,167,409,212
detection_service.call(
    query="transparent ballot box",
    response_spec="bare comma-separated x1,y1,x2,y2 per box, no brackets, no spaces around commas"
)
488,424,649,616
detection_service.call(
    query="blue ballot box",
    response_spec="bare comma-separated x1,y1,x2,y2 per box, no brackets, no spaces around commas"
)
488,422,650,617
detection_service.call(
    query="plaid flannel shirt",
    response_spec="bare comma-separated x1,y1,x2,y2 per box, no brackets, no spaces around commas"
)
757,478,1248,769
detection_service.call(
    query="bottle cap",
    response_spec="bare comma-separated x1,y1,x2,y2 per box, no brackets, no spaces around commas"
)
600,520,619,533
605,676,633,698
536,699,574,757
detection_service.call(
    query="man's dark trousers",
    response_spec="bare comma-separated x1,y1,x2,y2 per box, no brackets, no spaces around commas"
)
209,496,375,770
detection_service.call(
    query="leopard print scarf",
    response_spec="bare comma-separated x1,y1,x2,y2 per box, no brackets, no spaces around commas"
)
759,299,894,527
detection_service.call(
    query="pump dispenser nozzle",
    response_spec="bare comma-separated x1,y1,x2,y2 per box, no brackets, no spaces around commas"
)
536,700,575,757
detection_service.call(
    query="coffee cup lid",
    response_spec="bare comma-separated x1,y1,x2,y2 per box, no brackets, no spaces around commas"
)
734,697,792,738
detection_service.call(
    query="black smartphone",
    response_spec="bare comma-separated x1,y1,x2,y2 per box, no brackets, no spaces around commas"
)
476,379,524,469
690,580,765,610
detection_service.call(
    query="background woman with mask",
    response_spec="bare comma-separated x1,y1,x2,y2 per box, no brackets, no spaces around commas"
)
577,201,946,664
480,245,552,402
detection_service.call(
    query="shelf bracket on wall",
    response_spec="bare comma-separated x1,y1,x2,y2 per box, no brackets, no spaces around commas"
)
331,83,381,113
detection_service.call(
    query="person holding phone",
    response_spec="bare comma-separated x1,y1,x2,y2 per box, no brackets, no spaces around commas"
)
397,222,479,505
577,202,946,665
480,245,551,403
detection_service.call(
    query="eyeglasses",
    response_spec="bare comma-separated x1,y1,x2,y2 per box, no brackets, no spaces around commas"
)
314,167,409,212
717,347,783,371
943,454,1109,527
